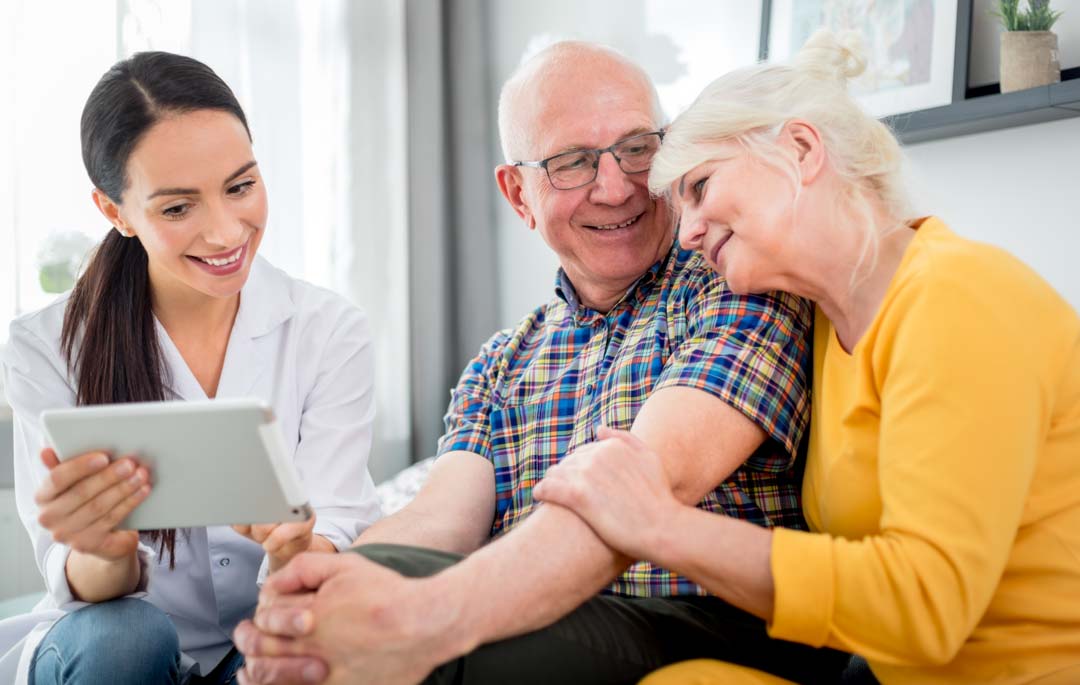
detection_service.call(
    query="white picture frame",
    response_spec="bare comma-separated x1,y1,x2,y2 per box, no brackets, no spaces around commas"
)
766,0,966,117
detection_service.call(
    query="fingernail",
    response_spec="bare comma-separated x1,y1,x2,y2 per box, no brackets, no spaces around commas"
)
303,663,323,682
92,453,109,468
294,610,312,632
116,460,133,476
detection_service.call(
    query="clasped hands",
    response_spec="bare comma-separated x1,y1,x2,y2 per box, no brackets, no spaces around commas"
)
234,552,466,685
235,427,678,684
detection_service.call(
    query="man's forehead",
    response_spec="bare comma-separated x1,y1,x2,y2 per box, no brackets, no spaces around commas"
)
527,86,657,156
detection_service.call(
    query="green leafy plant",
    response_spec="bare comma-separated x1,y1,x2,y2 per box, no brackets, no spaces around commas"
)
996,0,1064,31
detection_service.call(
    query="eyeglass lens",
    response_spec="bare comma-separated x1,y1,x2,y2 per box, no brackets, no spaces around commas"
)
546,133,662,189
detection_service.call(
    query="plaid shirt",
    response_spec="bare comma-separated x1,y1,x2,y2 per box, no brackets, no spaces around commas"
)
437,244,813,597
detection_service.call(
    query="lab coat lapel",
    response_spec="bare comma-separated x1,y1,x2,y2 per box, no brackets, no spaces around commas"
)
215,257,295,399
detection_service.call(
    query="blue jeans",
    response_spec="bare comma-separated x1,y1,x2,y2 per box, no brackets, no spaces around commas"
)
29,598,244,685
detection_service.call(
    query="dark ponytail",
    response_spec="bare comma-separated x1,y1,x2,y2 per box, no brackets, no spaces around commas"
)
62,52,251,567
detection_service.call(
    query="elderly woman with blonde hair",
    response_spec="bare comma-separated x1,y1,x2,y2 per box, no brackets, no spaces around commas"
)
533,30,1080,685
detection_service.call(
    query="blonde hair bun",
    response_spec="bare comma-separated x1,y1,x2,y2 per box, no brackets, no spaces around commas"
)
793,29,867,85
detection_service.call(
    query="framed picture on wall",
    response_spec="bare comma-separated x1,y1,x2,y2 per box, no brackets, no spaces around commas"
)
761,0,972,117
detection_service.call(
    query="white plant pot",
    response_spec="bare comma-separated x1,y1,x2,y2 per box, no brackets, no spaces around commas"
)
1000,30,1061,93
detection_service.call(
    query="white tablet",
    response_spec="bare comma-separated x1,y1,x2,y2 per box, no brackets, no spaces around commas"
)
41,398,312,530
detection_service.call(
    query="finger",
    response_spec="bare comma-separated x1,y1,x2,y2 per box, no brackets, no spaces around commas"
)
254,597,315,636
241,656,328,685
234,524,253,538
263,536,305,563
250,523,279,544
595,425,640,448
600,426,644,449
256,590,316,614
40,448,60,470
570,438,596,451
65,481,151,549
595,424,618,440
49,466,151,542
35,451,111,503
261,520,315,557
234,620,315,659
532,472,582,509
262,552,358,596
39,460,145,526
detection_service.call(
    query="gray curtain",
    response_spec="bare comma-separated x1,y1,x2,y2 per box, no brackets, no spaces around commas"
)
405,0,500,462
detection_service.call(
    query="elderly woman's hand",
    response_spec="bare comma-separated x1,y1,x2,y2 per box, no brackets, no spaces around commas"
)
533,426,684,562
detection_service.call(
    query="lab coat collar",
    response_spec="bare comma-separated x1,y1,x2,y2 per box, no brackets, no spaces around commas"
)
232,257,296,339
158,257,295,401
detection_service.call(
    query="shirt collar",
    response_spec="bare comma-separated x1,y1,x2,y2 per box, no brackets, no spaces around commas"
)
553,243,674,317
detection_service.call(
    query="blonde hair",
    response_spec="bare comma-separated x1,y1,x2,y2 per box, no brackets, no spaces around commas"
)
497,40,665,163
650,30,911,282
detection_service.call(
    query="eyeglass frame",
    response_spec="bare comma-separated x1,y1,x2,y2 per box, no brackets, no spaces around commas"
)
511,130,666,190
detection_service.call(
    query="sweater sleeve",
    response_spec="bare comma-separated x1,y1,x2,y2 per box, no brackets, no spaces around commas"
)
768,261,1048,666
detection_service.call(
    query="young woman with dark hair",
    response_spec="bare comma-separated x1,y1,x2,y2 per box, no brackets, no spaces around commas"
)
0,52,381,684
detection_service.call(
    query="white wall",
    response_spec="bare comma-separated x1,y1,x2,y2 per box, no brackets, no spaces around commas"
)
905,117,1080,310
913,0,1080,311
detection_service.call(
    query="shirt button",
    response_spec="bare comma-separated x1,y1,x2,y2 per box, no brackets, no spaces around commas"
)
585,384,594,395
219,558,230,567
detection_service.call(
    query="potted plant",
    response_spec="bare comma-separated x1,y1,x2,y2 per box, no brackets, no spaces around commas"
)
997,0,1064,93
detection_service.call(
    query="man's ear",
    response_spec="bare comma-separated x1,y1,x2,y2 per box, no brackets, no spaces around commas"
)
91,188,135,238
494,164,537,230
782,119,827,185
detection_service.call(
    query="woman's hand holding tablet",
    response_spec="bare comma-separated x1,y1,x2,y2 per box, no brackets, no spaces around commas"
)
34,447,150,561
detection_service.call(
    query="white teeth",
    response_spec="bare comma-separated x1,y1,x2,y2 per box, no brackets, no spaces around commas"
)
593,215,638,230
196,250,242,267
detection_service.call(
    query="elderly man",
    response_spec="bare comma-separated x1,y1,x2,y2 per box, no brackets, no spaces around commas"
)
235,42,846,684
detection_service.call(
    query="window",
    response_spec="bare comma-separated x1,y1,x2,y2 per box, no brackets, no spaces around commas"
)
1,0,411,479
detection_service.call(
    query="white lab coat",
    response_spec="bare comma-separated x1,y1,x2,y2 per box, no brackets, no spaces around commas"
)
0,256,382,683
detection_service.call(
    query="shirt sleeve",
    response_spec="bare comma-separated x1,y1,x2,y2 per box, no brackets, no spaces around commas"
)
3,317,78,605
292,304,382,551
768,265,1048,666
654,271,813,469
435,331,510,460
3,317,159,604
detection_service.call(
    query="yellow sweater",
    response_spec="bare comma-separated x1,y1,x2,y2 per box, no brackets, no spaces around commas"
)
769,218,1080,684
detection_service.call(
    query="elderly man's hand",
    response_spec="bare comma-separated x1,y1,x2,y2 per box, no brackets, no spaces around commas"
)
234,551,469,685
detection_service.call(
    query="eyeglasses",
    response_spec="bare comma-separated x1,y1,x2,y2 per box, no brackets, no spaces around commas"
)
512,131,665,190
